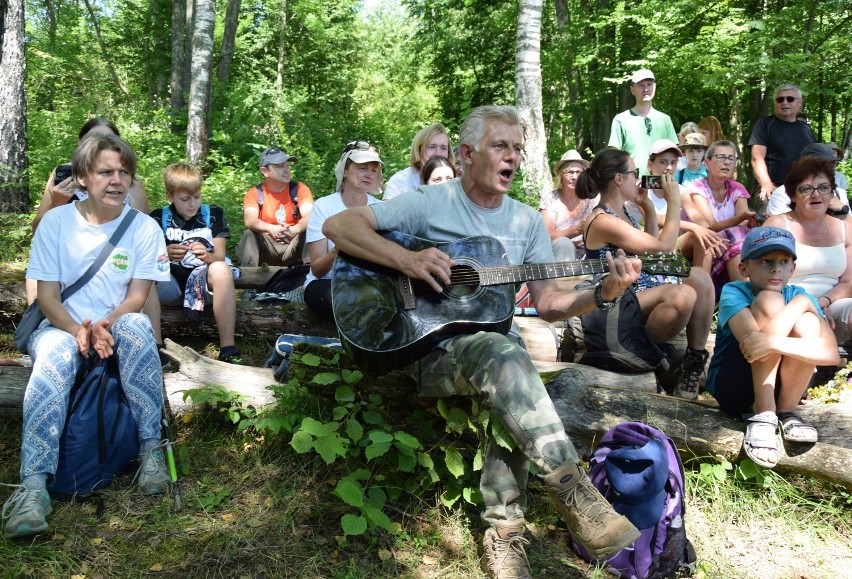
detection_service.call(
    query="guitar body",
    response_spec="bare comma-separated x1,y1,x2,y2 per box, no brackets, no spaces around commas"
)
332,232,515,372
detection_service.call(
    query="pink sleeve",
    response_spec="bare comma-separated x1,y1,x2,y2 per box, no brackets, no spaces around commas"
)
730,181,751,201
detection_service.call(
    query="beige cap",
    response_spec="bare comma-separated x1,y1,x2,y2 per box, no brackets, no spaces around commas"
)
553,149,590,176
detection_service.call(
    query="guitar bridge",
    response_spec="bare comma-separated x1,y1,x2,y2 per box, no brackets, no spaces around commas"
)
399,275,416,310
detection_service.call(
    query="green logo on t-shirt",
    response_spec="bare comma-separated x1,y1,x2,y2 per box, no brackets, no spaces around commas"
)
109,250,131,274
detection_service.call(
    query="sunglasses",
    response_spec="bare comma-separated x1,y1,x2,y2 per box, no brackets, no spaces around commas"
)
343,140,379,155
260,147,288,165
775,96,798,104
644,117,652,136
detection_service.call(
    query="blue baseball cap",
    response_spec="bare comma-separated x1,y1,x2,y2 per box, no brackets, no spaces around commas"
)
741,226,797,261
605,438,669,530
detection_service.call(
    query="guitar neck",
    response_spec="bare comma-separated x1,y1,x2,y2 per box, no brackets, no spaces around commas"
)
477,259,611,286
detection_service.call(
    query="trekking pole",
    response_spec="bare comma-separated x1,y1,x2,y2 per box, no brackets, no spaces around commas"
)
160,372,182,511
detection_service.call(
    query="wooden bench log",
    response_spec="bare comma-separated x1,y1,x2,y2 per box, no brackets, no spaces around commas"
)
1,342,850,489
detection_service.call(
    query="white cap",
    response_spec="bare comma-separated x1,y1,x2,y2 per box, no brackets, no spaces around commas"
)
631,69,655,84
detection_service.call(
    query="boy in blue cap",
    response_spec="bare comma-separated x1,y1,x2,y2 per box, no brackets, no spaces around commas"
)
705,226,838,468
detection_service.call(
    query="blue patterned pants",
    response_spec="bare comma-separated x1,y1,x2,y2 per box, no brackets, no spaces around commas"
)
411,331,578,527
20,313,164,482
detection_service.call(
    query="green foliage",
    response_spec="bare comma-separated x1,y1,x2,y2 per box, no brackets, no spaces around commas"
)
810,361,852,404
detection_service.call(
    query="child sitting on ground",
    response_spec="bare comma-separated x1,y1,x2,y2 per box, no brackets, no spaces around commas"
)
705,226,838,468
150,163,244,364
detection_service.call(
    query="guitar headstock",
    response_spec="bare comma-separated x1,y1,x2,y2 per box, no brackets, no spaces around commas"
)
639,253,691,277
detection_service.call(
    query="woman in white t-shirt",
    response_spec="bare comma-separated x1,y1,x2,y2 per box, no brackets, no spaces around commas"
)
3,134,171,539
383,123,454,200
303,141,384,318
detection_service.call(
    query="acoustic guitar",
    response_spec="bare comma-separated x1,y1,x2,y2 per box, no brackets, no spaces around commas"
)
331,231,690,372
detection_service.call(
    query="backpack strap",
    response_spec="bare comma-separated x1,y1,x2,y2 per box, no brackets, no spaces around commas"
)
160,205,171,234
289,181,301,219
200,204,211,228
255,184,264,211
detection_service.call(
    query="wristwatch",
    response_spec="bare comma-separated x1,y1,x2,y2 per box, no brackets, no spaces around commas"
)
594,282,617,310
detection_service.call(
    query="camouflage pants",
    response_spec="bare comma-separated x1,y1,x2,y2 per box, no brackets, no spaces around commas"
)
410,331,578,527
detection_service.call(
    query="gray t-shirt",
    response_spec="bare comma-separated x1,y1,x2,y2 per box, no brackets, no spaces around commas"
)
371,180,554,340
372,179,554,266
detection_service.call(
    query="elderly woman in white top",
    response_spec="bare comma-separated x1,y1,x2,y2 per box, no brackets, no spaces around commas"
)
765,156,852,344
539,150,597,260
302,141,384,319
383,123,454,200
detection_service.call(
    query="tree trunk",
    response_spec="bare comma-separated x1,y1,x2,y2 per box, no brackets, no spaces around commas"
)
218,0,241,85
0,0,29,214
2,349,850,489
275,0,287,107
81,0,131,99
553,0,568,31
169,0,187,115
515,0,549,204
182,0,195,104
186,0,215,165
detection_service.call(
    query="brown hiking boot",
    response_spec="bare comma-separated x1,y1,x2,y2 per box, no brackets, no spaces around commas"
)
481,521,532,579
542,461,640,559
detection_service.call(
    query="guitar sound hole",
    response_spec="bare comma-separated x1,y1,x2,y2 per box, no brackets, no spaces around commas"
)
446,264,480,299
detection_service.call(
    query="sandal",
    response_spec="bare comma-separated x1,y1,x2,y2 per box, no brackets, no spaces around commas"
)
743,411,779,469
777,412,819,443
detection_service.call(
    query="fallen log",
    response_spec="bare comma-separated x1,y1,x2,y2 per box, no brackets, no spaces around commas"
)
1,342,849,489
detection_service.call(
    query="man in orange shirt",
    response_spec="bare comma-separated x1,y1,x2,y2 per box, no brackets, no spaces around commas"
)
236,147,314,266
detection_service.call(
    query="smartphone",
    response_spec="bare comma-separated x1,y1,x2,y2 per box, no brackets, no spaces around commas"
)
641,175,662,189
754,211,767,223
53,163,73,185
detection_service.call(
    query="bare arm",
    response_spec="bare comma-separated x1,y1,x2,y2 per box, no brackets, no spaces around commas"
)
820,219,852,306
539,209,579,240
32,170,75,231
307,239,338,279
750,145,775,201
128,179,150,214
289,202,313,235
244,207,289,240
529,250,641,322
323,207,453,292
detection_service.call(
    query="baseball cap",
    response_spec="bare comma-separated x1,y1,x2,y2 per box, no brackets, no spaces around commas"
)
334,140,384,191
741,226,797,261
605,438,669,530
259,147,298,168
681,133,708,150
553,149,590,175
799,143,838,162
649,139,683,157
631,69,655,84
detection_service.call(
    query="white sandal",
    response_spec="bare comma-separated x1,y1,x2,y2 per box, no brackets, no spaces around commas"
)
743,411,779,469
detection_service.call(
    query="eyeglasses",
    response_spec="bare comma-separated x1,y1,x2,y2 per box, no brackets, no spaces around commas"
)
343,140,379,155
621,169,640,179
644,117,652,136
776,96,798,104
796,184,833,197
710,154,738,164
562,169,583,176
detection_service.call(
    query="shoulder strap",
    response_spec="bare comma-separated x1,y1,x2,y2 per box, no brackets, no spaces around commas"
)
289,182,301,219
255,184,264,210
201,204,211,228
160,206,171,233
61,210,139,301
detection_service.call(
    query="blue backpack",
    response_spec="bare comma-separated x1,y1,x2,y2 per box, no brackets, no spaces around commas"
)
160,204,211,231
49,356,140,496
572,422,696,578
266,334,343,382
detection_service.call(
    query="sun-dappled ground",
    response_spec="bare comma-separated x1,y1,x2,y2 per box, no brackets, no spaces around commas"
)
1,406,850,578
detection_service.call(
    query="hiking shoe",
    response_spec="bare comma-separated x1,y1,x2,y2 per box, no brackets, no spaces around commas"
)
217,348,244,365
137,448,170,496
2,486,52,539
482,522,532,579
674,348,709,400
543,461,640,559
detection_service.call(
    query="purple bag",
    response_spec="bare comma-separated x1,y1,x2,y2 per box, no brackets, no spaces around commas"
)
572,422,696,578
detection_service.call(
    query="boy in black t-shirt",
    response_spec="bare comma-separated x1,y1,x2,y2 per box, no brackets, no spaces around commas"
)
150,163,243,364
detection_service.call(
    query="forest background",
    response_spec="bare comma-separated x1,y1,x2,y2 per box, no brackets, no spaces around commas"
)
2,0,852,250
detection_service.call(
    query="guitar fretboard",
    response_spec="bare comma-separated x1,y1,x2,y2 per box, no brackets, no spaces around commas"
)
476,259,611,286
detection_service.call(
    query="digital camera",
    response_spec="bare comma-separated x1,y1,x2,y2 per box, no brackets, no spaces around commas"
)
53,163,73,185
640,175,662,189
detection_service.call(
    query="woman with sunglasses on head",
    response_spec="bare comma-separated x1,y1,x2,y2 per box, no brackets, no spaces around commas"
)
683,140,757,285
420,156,456,185
302,142,384,319
384,123,455,200
579,147,715,400
764,157,852,344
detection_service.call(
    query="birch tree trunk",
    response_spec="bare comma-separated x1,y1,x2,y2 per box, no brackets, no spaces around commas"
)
186,0,215,165
275,0,287,107
0,0,29,214
82,0,131,99
218,0,241,85
169,0,186,114
515,0,549,204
